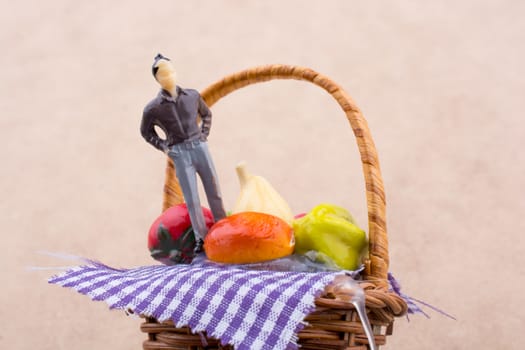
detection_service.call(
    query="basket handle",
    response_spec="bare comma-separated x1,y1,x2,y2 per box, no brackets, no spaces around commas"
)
162,65,389,285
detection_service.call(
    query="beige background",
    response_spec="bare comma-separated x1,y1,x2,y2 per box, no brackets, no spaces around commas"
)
2,1,524,349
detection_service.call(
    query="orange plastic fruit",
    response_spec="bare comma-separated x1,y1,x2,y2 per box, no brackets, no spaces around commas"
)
204,211,295,264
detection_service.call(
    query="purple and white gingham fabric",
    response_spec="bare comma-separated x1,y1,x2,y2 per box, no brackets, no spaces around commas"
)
49,261,341,350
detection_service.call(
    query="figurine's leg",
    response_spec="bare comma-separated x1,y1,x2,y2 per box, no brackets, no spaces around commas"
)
195,142,227,222
170,149,208,240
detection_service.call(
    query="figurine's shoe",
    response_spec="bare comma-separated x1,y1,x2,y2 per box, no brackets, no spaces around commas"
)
194,239,204,254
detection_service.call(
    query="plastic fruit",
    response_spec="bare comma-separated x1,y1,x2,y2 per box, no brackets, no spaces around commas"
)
232,162,294,225
148,204,214,264
204,211,294,264
293,203,367,270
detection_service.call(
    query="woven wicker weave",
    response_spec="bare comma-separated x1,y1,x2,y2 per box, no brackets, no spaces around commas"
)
141,65,407,349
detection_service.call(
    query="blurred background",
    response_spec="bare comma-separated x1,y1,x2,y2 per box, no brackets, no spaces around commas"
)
2,0,524,349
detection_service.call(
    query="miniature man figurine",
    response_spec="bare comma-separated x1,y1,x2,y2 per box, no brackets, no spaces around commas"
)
141,53,226,252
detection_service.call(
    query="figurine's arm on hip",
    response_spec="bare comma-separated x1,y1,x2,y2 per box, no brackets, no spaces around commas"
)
140,109,169,152
198,96,212,141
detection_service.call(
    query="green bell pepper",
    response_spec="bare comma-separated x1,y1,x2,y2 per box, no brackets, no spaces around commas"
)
293,203,367,270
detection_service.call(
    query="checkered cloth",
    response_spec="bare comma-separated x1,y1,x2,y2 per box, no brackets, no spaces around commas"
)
48,261,341,350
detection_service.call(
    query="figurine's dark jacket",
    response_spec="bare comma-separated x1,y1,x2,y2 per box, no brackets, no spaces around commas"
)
141,86,212,151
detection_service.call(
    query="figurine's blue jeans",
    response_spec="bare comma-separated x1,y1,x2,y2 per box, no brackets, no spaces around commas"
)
167,140,226,240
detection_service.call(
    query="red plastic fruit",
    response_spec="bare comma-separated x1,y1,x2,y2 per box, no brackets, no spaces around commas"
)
148,204,214,264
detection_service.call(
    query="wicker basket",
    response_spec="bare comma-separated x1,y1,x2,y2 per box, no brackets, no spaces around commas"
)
141,65,407,349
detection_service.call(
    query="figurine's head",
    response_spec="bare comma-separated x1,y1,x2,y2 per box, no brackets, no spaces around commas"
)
152,53,177,95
